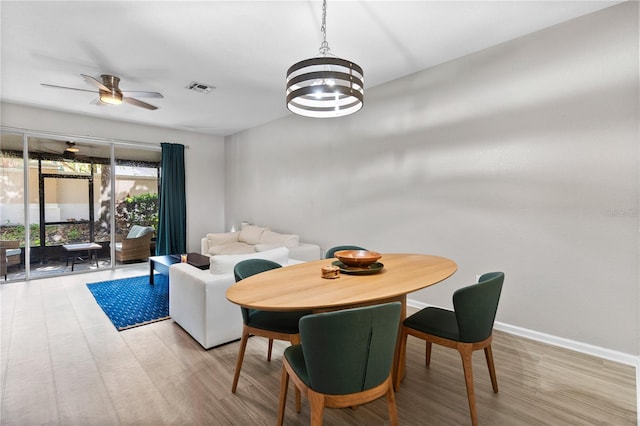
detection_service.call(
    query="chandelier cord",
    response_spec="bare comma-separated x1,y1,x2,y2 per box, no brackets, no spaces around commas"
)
319,0,330,56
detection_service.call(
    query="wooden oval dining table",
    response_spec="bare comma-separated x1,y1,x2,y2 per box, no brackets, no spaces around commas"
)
226,252,458,386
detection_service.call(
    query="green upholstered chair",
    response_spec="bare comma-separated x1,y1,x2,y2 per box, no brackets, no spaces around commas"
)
277,302,402,426
395,272,504,426
325,245,366,259
232,259,311,393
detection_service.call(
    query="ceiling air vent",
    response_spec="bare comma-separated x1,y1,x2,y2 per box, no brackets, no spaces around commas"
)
186,81,215,94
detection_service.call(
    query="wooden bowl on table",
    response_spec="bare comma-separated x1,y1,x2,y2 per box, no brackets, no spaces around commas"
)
334,250,382,268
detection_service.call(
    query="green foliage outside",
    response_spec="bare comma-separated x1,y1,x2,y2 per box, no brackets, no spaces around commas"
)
115,192,159,236
0,223,46,246
0,193,159,246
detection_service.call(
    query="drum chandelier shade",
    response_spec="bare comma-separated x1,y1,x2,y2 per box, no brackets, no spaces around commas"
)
286,0,364,118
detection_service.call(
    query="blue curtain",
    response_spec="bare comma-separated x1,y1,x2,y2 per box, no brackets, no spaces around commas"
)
156,143,186,255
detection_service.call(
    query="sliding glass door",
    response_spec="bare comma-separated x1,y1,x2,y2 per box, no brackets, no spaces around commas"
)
0,132,27,280
0,129,160,281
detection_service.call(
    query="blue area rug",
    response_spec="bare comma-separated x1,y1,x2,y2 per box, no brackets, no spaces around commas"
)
86,274,169,331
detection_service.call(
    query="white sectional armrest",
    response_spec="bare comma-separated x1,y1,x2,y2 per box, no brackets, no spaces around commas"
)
169,263,243,349
289,243,321,262
201,237,210,256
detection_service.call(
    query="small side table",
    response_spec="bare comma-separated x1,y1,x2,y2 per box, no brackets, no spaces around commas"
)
148,255,179,285
149,253,210,285
63,243,102,271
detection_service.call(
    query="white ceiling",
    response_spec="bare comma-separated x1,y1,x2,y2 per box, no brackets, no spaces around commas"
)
0,1,623,137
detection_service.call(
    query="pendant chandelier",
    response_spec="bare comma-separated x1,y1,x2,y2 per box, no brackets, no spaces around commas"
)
286,0,364,118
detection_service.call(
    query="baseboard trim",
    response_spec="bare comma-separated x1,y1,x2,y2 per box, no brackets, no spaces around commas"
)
407,298,639,424
406,299,639,367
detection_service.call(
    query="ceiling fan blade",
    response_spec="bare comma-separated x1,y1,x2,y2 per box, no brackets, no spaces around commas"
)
81,74,110,91
41,83,98,94
123,96,158,110
121,91,163,99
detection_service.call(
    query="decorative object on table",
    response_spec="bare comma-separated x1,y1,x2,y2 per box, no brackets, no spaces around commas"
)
334,250,382,267
231,259,311,394
321,264,340,279
331,260,385,275
395,272,504,426
277,302,401,426
325,245,367,259
86,274,169,331
286,0,364,118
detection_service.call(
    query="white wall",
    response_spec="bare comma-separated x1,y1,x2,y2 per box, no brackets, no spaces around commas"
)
225,3,639,355
1,103,226,252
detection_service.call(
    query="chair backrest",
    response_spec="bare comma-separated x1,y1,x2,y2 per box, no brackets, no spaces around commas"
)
0,240,20,250
453,272,504,343
299,302,401,395
325,245,367,259
234,259,282,323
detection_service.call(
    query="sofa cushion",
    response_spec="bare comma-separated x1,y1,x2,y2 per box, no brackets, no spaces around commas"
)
208,242,256,255
259,230,300,248
207,231,240,246
255,243,286,252
6,248,21,257
210,247,289,275
239,224,269,245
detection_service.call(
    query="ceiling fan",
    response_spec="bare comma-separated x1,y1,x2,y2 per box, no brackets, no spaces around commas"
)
62,141,79,160
40,141,83,160
41,74,163,110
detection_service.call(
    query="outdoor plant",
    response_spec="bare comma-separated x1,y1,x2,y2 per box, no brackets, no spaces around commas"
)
115,192,159,235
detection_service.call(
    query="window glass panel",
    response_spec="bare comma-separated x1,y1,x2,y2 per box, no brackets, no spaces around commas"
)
0,132,26,280
1,130,159,279
114,146,160,260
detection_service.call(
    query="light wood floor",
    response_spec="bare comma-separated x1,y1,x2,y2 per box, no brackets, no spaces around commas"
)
1,265,637,425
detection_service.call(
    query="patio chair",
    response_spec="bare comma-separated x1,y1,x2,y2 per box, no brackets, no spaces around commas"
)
1,240,21,280
114,225,154,263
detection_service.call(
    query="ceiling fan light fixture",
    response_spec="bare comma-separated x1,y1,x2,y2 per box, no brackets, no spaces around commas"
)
286,0,364,118
99,90,123,105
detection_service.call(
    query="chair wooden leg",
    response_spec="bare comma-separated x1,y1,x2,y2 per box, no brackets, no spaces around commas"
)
308,390,325,426
232,327,250,393
277,365,289,426
458,344,478,426
394,328,409,390
267,338,274,361
287,334,302,408
385,379,399,426
426,341,432,366
484,344,499,393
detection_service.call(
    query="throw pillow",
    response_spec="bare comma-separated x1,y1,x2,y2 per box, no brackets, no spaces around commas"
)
238,224,269,245
127,225,154,239
259,230,300,248
210,247,289,275
255,243,285,252
208,242,255,255
207,231,240,246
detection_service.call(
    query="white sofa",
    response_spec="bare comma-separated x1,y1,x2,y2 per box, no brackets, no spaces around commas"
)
200,224,321,262
169,246,303,349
